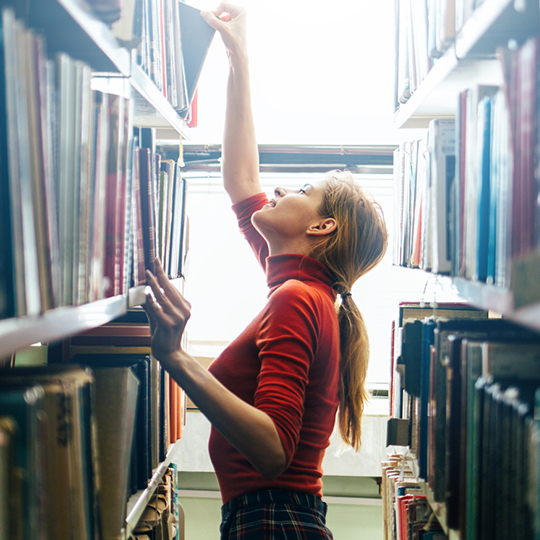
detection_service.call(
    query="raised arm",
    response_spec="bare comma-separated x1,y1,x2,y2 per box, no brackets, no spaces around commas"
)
201,3,262,204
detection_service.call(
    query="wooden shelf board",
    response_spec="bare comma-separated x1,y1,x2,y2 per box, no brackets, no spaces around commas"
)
131,63,190,137
125,440,182,538
0,296,127,357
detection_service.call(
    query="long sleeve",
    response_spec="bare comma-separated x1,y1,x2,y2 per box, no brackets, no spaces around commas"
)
231,192,270,269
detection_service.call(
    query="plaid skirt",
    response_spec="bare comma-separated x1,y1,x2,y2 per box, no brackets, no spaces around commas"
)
219,489,334,540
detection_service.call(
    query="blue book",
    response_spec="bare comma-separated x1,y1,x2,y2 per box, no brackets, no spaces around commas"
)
477,95,492,282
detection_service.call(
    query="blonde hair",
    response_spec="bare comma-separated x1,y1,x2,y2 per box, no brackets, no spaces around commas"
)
312,170,388,450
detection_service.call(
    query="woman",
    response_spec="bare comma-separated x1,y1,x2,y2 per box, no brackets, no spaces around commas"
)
144,3,388,538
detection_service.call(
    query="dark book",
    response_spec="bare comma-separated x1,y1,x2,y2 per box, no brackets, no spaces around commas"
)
0,9,14,320
132,144,146,286
171,0,188,114
0,383,44,540
431,318,540,502
0,416,17,538
177,2,216,117
418,318,436,480
476,94,492,282
445,334,463,530
400,319,423,398
138,146,157,274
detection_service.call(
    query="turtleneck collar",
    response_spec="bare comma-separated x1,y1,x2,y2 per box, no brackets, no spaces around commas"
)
265,253,336,297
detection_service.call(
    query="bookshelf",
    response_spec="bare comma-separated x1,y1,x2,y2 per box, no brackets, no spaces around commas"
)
394,0,538,128
0,0,192,538
125,439,182,539
389,0,540,538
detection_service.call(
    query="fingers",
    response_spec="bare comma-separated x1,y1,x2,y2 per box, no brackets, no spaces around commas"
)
145,269,176,315
145,263,191,318
201,3,245,29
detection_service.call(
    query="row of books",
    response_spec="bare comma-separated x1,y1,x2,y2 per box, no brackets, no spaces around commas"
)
394,0,491,109
0,8,190,321
0,6,130,316
134,128,189,287
0,363,135,540
69,321,187,466
393,120,456,276
394,38,540,289
0,7,124,317
132,467,182,539
382,454,446,540
0,322,185,539
109,0,215,119
389,301,540,538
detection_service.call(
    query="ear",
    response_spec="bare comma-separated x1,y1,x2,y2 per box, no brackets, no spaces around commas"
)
306,217,337,236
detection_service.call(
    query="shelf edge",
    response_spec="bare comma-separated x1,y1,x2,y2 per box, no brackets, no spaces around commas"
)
0,296,128,357
125,440,182,538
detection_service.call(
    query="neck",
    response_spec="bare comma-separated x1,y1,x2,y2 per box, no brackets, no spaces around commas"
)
266,237,314,258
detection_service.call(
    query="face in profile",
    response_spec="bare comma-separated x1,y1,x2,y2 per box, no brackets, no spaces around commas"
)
251,180,329,246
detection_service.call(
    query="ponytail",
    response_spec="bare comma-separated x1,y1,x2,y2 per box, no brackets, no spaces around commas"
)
313,171,388,450
337,294,369,450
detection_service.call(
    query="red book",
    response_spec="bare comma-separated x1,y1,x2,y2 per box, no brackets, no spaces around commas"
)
132,147,146,286
114,97,129,295
103,96,121,298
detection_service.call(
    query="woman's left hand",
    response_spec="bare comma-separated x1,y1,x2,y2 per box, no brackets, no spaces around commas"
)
143,259,191,365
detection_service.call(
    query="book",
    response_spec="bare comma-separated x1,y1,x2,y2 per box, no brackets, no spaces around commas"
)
131,143,146,286
430,318,540,503
0,13,14,320
0,383,45,540
429,118,456,275
0,365,101,540
72,353,152,491
2,9,41,316
92,367,139,540
476,94,493,282
138,145,157,274
111,0,144,48
89,90,110,301
103,93,121,298
0,417,16,539
177,2,216,116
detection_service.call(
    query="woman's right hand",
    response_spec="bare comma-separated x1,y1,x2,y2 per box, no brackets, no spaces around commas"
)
201,2,247,57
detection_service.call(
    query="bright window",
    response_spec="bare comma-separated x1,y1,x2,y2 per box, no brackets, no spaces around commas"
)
183,171,460,386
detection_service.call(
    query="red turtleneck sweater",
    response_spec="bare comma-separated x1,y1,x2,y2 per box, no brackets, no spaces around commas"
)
207,193,340,504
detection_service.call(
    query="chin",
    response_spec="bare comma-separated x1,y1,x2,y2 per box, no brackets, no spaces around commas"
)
251,211,270,238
